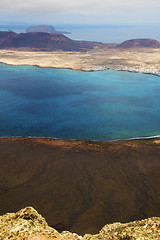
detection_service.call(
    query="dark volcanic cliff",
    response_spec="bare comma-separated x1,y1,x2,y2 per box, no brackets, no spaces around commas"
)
116,38,160,48
0,138,160,235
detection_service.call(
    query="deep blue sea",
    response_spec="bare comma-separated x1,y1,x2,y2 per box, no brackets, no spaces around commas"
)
0,63,160,141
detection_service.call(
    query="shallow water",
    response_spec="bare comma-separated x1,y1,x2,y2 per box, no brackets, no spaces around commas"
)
0,63,160,141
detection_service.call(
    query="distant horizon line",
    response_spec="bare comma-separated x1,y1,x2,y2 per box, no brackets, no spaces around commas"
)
0,24,154,28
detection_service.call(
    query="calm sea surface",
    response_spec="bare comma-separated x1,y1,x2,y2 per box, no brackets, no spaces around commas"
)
0,25,160,43
0,63,160,141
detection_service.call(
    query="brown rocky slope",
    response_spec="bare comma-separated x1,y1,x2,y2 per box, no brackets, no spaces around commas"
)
0,31,83,51
0,206,160,239
116,38,160,48
0,138,160,235
0,31,108,51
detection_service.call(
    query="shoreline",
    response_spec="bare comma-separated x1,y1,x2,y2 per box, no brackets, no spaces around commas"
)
1,134,160,143
0,48,160,77
83,66,160,77
0,60,160,77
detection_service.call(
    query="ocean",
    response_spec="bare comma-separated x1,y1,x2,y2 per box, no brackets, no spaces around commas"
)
0,63,160,141
0,24,160,43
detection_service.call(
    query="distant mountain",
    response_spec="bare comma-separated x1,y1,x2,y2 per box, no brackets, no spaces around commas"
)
0,31,83,51
0,31,107,51
116,38,160,48
0,31,17,45
77,40,116,49
26,25,57,33
26,25,71,34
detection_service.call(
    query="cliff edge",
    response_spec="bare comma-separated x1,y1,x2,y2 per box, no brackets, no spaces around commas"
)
0,207,159,239
1,138,160,235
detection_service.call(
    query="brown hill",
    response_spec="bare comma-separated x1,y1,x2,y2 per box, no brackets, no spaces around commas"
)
0,31,112,51
116,38,160,48
0,138,160,235
77,40,116,49
0,31,83,51
0,31,17,45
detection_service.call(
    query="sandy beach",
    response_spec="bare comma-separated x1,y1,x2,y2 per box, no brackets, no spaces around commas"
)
0,47,160,75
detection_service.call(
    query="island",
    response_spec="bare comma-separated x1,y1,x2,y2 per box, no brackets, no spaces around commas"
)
0,31,160,238
0,31,160,75
26,24,71,34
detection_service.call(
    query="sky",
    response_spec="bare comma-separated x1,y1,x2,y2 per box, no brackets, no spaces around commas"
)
0,0,160,26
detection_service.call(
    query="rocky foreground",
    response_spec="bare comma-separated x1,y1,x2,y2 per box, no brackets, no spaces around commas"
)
1,138,160,235
0,207,160,239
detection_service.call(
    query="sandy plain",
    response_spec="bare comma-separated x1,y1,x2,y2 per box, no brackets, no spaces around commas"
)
0,47,160,75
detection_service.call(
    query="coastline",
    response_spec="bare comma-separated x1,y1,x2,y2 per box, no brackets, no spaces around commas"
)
1,60,160,77
0,48,160,76
1,134,160,143
0,136,160,153
1,48,160,143
1,46,160,237
83,65,160,77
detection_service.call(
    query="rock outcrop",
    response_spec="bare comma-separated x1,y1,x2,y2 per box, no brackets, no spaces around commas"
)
0,138,160,235
0,207,81,239
0,207,160,239
116,38,160,48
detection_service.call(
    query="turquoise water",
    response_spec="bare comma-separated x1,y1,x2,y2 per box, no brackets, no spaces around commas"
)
0,63,160,141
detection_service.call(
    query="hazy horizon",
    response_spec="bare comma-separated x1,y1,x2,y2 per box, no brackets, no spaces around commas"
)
0,24,159,44
0,0,160,25
0,0,159,43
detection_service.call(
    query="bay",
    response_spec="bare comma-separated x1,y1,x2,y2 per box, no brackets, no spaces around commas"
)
0,63,160,141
